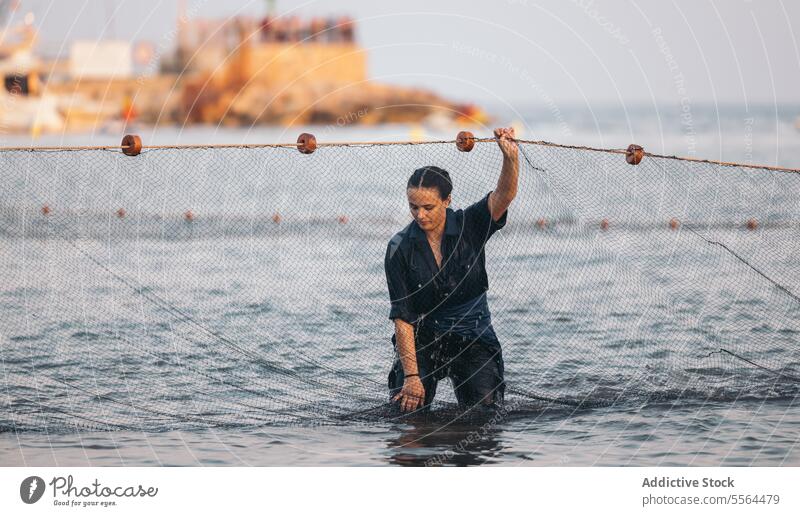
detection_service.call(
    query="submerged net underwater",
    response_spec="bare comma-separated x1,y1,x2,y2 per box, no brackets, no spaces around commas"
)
1,137,799,433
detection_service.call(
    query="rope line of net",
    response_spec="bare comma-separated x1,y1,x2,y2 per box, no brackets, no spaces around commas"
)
1,132,799,174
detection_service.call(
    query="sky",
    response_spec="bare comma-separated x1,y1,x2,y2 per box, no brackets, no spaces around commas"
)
8,0,800,108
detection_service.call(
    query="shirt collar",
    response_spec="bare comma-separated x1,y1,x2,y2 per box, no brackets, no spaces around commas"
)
409,208,459,240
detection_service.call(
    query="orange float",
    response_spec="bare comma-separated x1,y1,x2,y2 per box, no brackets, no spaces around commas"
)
456,131,475,152
626,144,644,165
297,133,317,154
121,134,142,156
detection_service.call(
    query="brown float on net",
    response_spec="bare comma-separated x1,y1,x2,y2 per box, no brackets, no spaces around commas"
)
626,144,644,165
121,135,142,156
297,133,317,154
456,131,475,152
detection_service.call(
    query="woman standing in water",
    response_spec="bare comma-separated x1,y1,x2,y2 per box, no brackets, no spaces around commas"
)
384,128,519,414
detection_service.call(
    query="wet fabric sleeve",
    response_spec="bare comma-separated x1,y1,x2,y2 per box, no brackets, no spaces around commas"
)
463,190,508,244
384,242,416,324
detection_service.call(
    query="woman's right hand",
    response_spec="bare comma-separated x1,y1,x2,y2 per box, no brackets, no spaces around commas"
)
494,127,518,161
392,375,426,413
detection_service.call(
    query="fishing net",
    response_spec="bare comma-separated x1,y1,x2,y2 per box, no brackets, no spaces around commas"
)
1,137,798,432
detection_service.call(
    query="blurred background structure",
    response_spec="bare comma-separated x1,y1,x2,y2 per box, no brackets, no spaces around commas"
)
0,0,485,135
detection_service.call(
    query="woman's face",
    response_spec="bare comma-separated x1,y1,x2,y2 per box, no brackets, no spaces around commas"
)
407,187,451,233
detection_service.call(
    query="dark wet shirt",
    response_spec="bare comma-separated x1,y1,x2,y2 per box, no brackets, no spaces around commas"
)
384,191,508,329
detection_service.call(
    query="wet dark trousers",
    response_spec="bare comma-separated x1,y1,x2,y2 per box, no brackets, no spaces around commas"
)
388,325,505,411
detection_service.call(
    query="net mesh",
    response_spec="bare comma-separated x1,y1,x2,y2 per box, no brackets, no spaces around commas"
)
1,140,798,432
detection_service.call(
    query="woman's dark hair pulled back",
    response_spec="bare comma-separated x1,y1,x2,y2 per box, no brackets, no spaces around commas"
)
407,166,453,200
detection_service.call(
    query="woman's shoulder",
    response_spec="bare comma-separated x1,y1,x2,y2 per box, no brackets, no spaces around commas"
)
386,222,414,260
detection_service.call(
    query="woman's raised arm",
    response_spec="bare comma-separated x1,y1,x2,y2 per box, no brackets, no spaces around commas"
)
488,127,519,222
